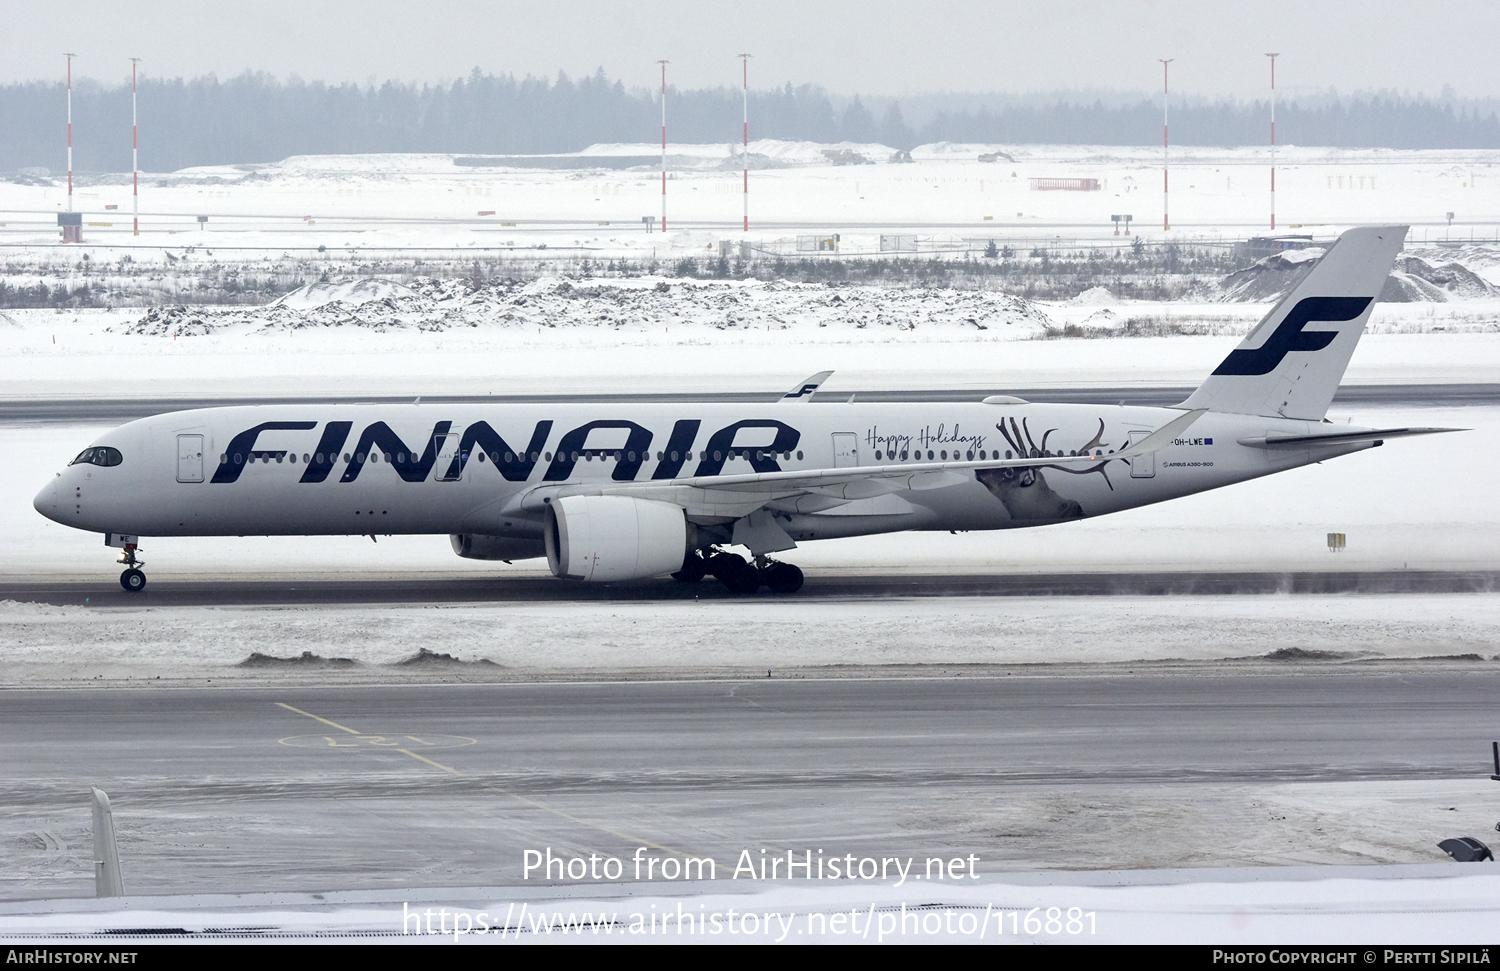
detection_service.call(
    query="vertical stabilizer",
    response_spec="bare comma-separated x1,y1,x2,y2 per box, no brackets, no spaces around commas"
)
1179,226,1407,419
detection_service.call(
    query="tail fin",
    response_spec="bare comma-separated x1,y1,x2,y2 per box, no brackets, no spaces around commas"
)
1179,225,1407,420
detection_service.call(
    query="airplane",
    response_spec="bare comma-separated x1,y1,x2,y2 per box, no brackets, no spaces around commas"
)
34,225,1457,595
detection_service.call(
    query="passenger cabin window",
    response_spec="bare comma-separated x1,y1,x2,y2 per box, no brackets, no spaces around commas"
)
70,447,123,467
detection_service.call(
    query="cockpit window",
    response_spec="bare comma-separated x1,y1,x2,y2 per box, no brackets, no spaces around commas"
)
70,446,124,468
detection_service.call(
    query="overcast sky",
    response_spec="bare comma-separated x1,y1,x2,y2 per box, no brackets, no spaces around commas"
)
3,0,1497,100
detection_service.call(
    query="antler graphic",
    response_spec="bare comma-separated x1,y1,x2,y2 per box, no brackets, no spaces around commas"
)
995,416,1118,490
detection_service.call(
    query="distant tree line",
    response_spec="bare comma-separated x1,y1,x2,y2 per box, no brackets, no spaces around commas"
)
5,68,1500,172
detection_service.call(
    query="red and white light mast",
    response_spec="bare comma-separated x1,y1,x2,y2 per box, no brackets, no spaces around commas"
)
65,53,76,213
658,60,668,232
1267,52,1279,231
1159,58,1172,231
130,57,141,236
739,53,751,232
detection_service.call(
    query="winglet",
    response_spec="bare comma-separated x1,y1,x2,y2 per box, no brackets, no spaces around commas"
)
782,371,833,402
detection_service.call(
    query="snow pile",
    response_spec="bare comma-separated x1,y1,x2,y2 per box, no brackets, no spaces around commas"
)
125,306,221,337
1070,286,1113,305
1381,256,1498,303
1217,251,1325,302
1080,308,1121,330
248,154,461,178
581,140,878,164
113,277,1055,339
273,278,418,310
914,142,1021,160
1217,250,1496,304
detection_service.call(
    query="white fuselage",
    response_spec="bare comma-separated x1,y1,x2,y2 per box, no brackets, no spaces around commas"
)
34,400,1363,552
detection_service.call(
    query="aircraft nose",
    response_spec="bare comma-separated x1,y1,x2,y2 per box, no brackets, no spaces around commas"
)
33,476,63,523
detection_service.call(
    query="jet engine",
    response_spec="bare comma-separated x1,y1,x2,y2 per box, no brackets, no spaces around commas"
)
543,495,691,581
450,533,546,562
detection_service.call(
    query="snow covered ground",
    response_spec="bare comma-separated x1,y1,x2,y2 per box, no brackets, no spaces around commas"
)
3,142,1498,259
3,295,1499,401
1,593,1498,683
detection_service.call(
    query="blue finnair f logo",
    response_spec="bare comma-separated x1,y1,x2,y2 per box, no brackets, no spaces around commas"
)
1212,296,1373,377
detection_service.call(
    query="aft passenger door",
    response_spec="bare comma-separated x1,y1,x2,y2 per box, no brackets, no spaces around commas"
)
1127,430,1156,478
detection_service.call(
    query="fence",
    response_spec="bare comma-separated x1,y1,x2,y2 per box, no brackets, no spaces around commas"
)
1028,178,1101,191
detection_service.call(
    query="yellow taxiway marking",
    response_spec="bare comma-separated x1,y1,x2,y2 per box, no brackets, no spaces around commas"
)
277,734,478,749
396,748,464,776
275,702,362,735
275,701,707,864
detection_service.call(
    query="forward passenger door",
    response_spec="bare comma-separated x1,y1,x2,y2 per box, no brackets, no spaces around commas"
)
176,434,204,483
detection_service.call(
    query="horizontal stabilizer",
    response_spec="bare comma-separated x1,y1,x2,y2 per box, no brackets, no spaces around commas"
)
1237,426,1465,449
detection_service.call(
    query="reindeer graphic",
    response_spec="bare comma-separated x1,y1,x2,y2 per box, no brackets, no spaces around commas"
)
975,416,1116,521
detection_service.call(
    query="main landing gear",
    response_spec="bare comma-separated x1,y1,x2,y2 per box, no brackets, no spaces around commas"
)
118,543,146,592
674,549,804,594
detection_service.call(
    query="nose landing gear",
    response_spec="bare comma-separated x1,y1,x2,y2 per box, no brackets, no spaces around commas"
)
118,543,146,592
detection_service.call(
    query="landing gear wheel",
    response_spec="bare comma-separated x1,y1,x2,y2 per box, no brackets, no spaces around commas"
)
721,560,762,594
673,550,708,583
706,551,746,579
120,568,146,592
762,562,804,594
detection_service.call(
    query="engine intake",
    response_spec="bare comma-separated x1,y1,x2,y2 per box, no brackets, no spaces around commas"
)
450,533,546,562
544,495,690,581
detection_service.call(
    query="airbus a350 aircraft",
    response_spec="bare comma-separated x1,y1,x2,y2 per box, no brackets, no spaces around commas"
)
35,225,1455,594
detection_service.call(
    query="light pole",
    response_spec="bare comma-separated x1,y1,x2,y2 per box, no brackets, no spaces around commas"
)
65,53,76,213
739,53,751,233
1159,59,1172,231
658,60,668,233
130,57,141,236
1267,53,1279,231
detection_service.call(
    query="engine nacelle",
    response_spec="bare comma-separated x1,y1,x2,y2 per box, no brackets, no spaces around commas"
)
450,533,546,562
544,495,689,581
